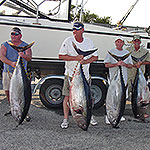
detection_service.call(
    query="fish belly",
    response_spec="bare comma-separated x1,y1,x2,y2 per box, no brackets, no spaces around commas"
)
10,64,24,121
69,67,89,130
135,70,150,118
106,71,123,126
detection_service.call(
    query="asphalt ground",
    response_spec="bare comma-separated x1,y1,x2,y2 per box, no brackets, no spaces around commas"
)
0,90,150,150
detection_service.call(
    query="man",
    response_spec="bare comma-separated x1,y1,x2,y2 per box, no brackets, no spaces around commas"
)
127,35,150,118
104,36,133,124
0,27,32,120
59,21,98,129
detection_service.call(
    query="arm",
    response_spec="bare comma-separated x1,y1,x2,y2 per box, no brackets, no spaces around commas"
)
18,48,32,61
142,61,150,65
122,63,132,68
80,56,98,64
59,54,83,61
0,45,16,68
133,61,150,68
105,61,132,68
105,62,118,68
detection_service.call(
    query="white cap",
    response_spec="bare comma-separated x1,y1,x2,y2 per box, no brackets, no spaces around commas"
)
114,36,124,42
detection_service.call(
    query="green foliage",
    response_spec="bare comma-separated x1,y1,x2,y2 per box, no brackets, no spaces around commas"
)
70,5,112,25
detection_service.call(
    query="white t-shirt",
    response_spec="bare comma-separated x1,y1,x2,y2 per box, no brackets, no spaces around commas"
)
59,36,98,80
104,48,133,84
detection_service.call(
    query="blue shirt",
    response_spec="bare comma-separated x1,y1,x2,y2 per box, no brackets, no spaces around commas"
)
2,41,28,73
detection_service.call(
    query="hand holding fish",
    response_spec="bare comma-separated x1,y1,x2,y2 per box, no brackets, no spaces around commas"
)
117,60,126,66
18,52,25,57
133,61,143,68
11,61,16,68
80,56,98,64
76,55,84,61
18,50,32,61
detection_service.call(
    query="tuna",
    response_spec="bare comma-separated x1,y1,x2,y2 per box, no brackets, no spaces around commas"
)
131,53,150,121
8,42,34,125
106,52,130,128
69,42,97,131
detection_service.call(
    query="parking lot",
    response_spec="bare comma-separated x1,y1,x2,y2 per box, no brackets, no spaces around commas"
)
0,90,150,150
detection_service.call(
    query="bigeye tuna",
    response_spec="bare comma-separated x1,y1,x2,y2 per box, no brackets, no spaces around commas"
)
131,53,150,121
8,42,34,125
69,42,97,131
106,52,130,128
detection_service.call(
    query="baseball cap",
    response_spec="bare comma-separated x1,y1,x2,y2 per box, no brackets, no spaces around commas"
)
11,27,22,35
133,35,141,41
114,36,124,42
73,22,84,31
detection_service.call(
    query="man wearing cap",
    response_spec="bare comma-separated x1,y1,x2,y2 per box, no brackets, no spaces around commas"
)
104,36,133,124
0,27,32,117
59,21,98,129
126,35,150,117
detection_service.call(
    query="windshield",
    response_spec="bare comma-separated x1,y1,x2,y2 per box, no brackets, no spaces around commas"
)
0,0,71,21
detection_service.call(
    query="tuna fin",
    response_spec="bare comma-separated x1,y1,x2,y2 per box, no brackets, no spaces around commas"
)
72,42,98,57
8,41,35,52
108,51,131,61
131,52,149,62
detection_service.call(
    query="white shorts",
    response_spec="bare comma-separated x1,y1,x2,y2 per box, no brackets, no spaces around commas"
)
2,72,12,91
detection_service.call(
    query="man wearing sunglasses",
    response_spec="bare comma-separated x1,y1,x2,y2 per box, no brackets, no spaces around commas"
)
59,21,98,129
0,27,32,119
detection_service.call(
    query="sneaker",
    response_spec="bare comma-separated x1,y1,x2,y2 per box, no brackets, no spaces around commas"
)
61,119,69,129
105,115,110,125
120,116,126,121
90,115,97,126
25,115,31,122
105,116,125,124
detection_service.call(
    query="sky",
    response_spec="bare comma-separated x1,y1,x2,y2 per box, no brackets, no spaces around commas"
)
1,0,149,28
72,0,150,28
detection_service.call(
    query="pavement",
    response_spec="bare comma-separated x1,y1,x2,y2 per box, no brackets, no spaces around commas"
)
0,90,150,150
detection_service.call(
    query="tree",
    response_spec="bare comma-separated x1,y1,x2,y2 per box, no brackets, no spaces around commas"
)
70,5,112,25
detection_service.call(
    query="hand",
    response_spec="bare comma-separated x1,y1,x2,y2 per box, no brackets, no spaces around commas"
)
18,52,25,58
117,61,126,66
11,61,16,68
80,59,85,64
134,61,142,68
76,55,84,61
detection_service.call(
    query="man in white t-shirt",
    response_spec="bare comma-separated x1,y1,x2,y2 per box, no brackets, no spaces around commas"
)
59,22,98,129
104,36,133,124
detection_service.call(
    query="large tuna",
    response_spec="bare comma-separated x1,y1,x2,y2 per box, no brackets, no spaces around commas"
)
131,53,150,121
69,42,97,131
106,52,130,128
8,42,34,125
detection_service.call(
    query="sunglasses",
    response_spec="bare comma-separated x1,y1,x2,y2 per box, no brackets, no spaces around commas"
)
11,32,20,36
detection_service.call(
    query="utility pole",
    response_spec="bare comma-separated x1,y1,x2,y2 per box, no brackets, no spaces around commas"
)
79,0,84,22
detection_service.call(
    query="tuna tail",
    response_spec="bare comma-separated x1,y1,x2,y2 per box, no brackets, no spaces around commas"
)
18,57,32,125
108,51,131,61
80,64,92,131
72,42,98,57
8,41,35,52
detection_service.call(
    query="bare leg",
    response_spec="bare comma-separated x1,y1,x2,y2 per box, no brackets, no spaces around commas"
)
5,90,10,103
63,96,69,120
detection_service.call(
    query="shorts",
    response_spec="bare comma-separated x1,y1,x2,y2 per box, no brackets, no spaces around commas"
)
62,75,72,96
2,72,12,91
62,75,91,96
